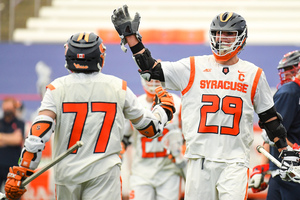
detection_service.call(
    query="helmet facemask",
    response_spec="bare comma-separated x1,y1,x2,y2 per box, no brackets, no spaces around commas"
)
277,50,300,87
210,28,247,61
141,78,162,98
209,12,248,62
278,65,300,87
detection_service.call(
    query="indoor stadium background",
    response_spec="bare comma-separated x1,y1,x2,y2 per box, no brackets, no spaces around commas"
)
0,0,299,199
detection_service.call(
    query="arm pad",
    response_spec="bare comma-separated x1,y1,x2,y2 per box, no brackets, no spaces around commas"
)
258,106,287,148
19,115,55,169
133,48,165,81
132,106,168,139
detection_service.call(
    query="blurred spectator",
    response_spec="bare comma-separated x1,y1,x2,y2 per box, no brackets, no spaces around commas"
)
0,97,25,192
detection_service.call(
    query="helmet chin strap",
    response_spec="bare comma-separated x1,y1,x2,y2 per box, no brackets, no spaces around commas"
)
97,63,102,72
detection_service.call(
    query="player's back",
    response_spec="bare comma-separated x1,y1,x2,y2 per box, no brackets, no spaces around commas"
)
48,72,127,185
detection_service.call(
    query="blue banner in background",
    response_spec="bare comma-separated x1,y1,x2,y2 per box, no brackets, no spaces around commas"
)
0,43,298,119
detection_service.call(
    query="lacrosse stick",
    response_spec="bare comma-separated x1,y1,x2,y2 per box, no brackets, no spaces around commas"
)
256,145,300,182
0,141,84,199
161,129,186,181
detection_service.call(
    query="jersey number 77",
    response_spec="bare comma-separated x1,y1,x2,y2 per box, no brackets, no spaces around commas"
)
63,102,117,153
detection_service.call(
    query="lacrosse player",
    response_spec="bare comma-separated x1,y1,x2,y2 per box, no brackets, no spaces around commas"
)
250,50,300,200
122,78,186,200
4,32,176,200
111,6,289,199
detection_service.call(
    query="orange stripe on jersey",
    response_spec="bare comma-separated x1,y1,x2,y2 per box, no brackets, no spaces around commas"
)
120,176,123,200
46,84,55,90
178,104,182,129
181,56,195,96
20,151,35,168
31,122,51,137
251,68,263,104
122,80,127,91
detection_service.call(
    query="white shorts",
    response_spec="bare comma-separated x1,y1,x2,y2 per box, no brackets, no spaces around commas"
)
129,174,182,200
185,158,249,200
55,164,121,200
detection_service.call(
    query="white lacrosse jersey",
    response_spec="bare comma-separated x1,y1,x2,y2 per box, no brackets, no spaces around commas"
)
39,72,145,185
161,55,274,166
126,93,182,187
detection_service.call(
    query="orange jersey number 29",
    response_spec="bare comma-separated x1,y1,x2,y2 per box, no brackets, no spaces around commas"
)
198,94,242,136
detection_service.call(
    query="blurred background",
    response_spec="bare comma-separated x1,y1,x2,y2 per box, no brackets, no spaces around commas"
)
0,0,299,199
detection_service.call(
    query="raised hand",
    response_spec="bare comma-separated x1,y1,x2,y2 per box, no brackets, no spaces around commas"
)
111,5,141,52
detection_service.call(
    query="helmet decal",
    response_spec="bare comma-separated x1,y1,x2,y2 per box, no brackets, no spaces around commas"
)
73,63,88,69
220,12,233,22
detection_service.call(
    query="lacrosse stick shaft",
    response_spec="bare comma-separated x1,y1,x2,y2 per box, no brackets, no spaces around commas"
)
256,145,281,168
256,145,300,178
0,141,83,199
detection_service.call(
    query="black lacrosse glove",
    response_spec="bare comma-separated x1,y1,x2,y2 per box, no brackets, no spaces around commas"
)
111,4,142,52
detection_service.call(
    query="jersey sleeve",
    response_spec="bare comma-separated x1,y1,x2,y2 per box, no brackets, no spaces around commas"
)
38,88,57,114
123,87,145,120
253,70,274,114
161,58,191,92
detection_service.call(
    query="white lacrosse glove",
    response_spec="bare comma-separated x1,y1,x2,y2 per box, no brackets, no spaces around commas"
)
279,149,300,182
249,164,269,193
261,129,275,146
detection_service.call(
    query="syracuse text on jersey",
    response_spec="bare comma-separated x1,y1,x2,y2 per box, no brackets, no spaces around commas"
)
199,79,248,93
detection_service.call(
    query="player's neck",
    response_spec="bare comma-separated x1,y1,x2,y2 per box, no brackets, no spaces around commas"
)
146,95,153,103
216,55,239,66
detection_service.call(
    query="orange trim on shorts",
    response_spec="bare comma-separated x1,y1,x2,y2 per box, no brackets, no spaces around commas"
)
244,168,250,200
122,80,127,91
178,176,182,200
181,56,195,96
46,84,55,91
251,68,263,104
120,176,122,200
